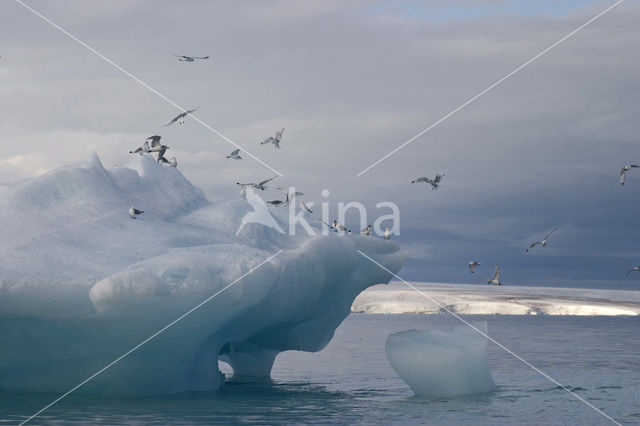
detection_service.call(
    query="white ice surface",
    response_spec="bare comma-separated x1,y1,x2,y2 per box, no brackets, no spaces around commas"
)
0,154,407,395
353,282,640,316
386,323,495,398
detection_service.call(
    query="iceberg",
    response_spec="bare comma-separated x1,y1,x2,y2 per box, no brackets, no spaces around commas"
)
0,154,407,395
353,283,640,316
385,323,495,398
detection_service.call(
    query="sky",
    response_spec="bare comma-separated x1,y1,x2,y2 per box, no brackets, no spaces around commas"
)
1,0,639,288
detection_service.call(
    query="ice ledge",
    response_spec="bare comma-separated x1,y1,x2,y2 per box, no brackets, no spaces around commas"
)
352,283,640,316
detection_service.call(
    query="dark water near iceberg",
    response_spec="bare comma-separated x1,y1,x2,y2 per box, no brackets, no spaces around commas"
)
2,314,639,425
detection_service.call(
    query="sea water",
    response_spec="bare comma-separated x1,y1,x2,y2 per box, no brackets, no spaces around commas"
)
2,314,639,425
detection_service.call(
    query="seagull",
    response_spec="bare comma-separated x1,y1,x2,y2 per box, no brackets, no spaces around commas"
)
332,220,349,233
253,176,278,191
129,140,150,155
147,138,169,162
468,261,481,273
129,206,144,219
319,219,337,232
487,265,502,286
300,200,313,215
277,187,304,206
261,128,284,149
237,183,252,200
620,165,639,186
526,227,558,252
360,225,373,235
411,174,444,190
226,149,242,160
159,156,178,167
172,53,209,62
626,266,640,275
384,227,391,240
162,107,199,126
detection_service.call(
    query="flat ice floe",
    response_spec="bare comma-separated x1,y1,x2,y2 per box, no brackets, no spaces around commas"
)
0,154,407,395
353,283,640,316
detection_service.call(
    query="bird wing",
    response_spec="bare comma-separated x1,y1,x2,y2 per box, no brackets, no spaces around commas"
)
528,241,540,250
133,208,144,214
620,167,627,176
543,227,558,240
276,128,284,140
490,265,500,281
230,149,240,155
631,165,640,168
413,177,428,183
162,116,180,126
172,53,188,59
433,174,443,183
192,56,209,59
159,156,169,163
258,175,278,187
185,107,199,115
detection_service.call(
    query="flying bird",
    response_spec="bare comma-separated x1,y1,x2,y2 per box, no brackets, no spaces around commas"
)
147,137,169,162
526,228,558,252
129,140,150,155
360,225,373,235
620,165,639,186
468,261,481,273
129,206,144,219
172,53,209,62
332,220,349,233
384,227,391,240
627,266,640,275
226,149,242,160
412,174,444,190
261,128,284,149
300,200,313,215
319,219,337,232
253,176,278,191
487,265,502,286
163,107,199,126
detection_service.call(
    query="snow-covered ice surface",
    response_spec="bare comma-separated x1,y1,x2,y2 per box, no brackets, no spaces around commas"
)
0,154,407,395
385,323,495,398
353,282,640,316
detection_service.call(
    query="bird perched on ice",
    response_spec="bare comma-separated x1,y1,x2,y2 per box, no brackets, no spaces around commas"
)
300,200,313,215
226,149,242,160
172,53,209,62
261,128,284,149
129,206,144,219
129,141,150,155
159,156,177,167
626,266,640,275
620,165,639,186
526,228,557,252
384,227,391,240
412,174,444,190
487,265,502,286
332,220,349,233
360,225,373,235
468,261,481,273
237,183,251,200
162,107,199,126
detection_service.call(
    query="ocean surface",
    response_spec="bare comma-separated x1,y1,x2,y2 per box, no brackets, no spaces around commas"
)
2,314,639,425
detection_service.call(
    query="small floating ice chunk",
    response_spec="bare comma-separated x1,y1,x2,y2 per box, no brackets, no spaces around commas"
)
386,322,495,397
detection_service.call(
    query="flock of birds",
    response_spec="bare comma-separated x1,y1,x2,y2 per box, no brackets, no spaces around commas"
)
121,52,640,282
453,164,640,285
